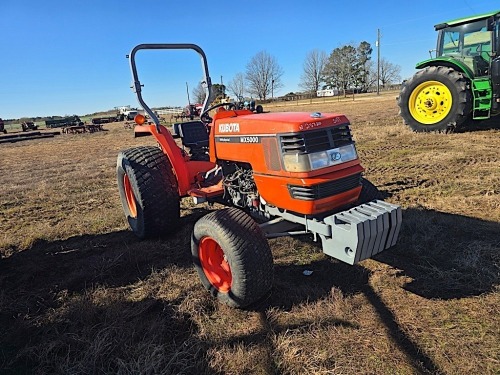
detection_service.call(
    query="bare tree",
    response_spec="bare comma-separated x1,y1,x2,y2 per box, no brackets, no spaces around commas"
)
192,82,206,104
227,73,246,100
379,58,402,88
245,51,284,100
299,49,327,95
365,60,379,91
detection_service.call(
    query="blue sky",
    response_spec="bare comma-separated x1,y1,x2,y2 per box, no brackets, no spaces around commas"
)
0,0,497,119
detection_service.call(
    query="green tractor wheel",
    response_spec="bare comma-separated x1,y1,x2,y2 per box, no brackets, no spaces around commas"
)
398,66,472,133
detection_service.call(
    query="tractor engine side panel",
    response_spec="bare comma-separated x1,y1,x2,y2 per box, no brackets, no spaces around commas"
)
214,133,270,172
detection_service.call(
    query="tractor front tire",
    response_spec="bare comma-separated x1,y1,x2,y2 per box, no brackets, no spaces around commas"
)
397,66,471,133
191,207,274,308
117,146,180,239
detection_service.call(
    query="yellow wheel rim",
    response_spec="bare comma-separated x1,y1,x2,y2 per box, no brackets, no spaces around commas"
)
409,81,452,125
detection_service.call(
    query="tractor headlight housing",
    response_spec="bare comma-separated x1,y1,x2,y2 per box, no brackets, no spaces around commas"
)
283,144,358,172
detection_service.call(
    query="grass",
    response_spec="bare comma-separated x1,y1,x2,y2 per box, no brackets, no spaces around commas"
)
0,94,499,374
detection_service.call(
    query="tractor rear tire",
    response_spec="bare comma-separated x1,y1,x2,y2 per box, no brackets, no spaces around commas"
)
397,66,471,133
357,177,383,204
117,146,180,239
191,207,274,308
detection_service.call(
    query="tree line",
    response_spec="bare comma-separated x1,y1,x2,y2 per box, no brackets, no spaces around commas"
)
300,42,401,96
192,42,401,103
192,51,284,104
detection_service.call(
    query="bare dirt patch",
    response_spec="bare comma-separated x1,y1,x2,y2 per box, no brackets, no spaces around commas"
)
1,94,499,374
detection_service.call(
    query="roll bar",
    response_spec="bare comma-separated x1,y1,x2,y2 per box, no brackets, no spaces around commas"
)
127,43,214,132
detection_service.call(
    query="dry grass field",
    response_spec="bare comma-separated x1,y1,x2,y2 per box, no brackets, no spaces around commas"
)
1,92,499,374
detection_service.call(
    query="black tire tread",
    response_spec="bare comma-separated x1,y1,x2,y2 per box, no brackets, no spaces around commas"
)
117,146,179,238
397,66,471,133
192,207,274,308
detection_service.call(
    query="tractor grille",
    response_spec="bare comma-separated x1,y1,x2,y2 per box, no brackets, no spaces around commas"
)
288,173,362,201
280,125,353,154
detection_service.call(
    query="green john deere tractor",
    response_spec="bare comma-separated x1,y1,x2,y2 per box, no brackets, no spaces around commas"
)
398,10,500,132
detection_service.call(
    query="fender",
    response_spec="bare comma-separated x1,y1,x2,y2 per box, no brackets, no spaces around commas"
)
134,124,216,196
415,57,474,80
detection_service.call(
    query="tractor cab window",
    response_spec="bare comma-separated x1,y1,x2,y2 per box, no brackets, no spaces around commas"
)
439,19,492,76
441,30,461,55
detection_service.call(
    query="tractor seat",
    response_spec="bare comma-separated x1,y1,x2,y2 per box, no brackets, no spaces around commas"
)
178,121,209,148
473,55,489,76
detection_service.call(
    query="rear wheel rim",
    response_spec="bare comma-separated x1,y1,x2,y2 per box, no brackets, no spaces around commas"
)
199,237,232,292
409,80,452,125
123,174,137,218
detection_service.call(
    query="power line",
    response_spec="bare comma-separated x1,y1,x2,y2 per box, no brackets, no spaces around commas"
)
462,0,475,13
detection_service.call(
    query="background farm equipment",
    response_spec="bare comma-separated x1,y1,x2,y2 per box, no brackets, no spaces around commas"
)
398,9,500,132
91,116,118,124
21,121,38,131
116,106,145,121
117,44,402,308
45,115,83,129
230,96,264,113
183,103,202,120
0,130,60,143
62,124,105,134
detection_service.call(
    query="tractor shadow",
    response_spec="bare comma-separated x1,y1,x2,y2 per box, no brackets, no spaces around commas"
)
261,206,498,308
1,292,213,374
257,258,446,375
0,217,214,374
374,207,499,300
0,228,194,295
249,206,498,374
457,116,500,132
1,206,497,374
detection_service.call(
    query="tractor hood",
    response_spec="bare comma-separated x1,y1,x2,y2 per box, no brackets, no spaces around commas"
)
213,111,350,136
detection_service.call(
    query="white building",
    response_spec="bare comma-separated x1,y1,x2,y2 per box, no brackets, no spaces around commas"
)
316,89,339,97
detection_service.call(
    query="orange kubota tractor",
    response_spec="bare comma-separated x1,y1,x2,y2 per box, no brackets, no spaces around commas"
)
117,44,402,308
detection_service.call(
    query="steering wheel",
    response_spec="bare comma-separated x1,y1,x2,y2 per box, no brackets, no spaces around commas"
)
200,102,234,124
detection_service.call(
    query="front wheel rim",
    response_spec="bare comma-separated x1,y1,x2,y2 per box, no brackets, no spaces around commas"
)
199,237,232,292
409,80,453,125
123,174,138,218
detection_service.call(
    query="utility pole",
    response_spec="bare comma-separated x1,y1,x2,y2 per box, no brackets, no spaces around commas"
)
377,29,381,96
186,82,191,104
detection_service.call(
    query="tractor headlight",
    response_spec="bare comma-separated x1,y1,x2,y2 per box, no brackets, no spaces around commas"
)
283,144,358,172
